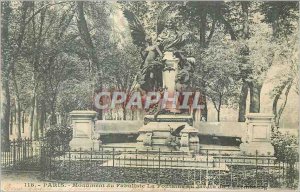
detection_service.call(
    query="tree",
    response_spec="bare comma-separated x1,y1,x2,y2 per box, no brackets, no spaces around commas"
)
270,30,299,127
195,32,240,121
1,1,124,144
178,1,221,120
237,1,250,121
21,1,78,139
1,1,299,147
76,1,104,120
260,1,299,38
246,22,276,113
1,1,90,140
1,1,12,149
272,130,299,187
260,1,299,127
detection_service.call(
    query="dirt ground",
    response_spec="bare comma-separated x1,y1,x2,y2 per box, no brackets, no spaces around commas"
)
1,171,297,192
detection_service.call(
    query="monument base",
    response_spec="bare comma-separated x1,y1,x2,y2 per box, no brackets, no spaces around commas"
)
69,110,98,151
240,142,274,156
240,113,275,156
137,114,199,152
180,146,190,152
69,138,99,151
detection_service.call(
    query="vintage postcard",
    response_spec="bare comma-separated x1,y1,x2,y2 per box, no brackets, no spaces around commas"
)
1,1,299,191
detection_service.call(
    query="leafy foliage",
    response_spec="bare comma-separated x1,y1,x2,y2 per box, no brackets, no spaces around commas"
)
271,130,298,164
1,1,299,142
44,124,72,154
260,1,299,37
271,129,299,187
192,31,241,120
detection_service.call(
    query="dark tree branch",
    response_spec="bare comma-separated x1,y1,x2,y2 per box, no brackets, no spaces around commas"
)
24,1,72,26
206,18,216,46
219,15,237,40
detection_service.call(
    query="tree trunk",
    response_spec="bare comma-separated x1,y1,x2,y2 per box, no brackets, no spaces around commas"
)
202,95,208,121
238,81,248,122
249,81,263,113
216,13,237,40
77,1,103,119
212,94,222,122
131,110,135,120
217,94,222,122
123,108,127,120
1,1,11,150
29,82,37,139
238,1,251,121
1,56,11,149
39,103,46,137
33,96,39,140
97,81,103,120
275,81,293,126
197,6,210,120
22,111,25,133
10,111,13,135
199,8,207,48
241,2,250,39
192,109,196,121
15,97,22,139
206,18,216,46
271,12,279,37
9,2,30,139
273,83,287,126
11,65,22,139
50,104,57,125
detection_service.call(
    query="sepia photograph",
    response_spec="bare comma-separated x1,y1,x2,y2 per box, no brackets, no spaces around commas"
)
1,0,299,191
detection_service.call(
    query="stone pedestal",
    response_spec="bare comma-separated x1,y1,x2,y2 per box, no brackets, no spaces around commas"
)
69,110,99,151
137,115,199,151
240,113,275,156
136,52,200,153
136,126,152,150
163,52,179,91
180,125,200,153
138,121,180,151
162,52,180,112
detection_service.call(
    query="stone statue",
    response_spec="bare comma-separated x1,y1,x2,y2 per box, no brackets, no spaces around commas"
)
173,51,195,92
124,8,189,92
139,36,164,91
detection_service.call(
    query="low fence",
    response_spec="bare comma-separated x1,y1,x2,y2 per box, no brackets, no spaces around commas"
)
41,146,299,188
1,138,41,171
1,139,298,188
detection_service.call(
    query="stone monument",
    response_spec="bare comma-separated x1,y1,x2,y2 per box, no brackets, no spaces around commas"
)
240,113,275,156
122,8,200,153
137,52,199,152
69,110,99,151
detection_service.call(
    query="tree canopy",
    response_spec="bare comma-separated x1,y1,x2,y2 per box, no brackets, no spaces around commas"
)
1,1,299,144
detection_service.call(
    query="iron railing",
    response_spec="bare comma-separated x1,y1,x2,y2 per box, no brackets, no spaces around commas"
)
41,146,298,189
1,138,41,170
1,139,298,189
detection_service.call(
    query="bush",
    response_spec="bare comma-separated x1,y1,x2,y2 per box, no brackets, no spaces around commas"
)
271,129,299,188
271,130,298,163
44,124,72,155
48,161,283,188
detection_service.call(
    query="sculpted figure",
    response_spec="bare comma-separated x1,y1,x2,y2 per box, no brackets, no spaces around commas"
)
124,7,195,116
124,8,187,92
174,51,195,92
